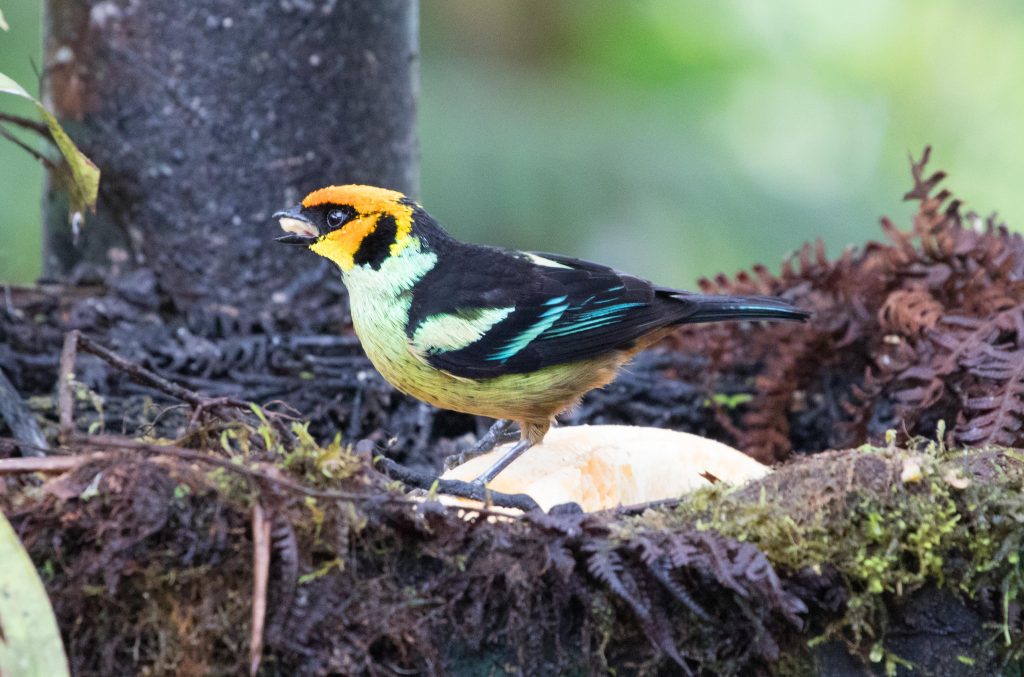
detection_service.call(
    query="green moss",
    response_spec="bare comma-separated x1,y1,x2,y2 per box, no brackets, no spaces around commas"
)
632,443,1024,665
204,466,255,504
281,421,361,485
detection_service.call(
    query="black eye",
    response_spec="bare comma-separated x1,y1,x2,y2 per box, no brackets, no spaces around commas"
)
326,209,346,229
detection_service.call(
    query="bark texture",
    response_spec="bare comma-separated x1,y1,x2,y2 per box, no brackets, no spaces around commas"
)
42,0,419,311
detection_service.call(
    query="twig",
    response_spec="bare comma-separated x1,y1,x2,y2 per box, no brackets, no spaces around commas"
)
77,333,246,411
86,434,541,513
75,434,383,501
260,400,305,421
0,112,50,137
0,366,49,456
78,435,537,516
0,434,540,517
612,497,685,517
0,434,383,504
57,330,79,445
60,331,252,436
250,503,271,677
187,396,244,432
374,454,541,512
0,124,57,169
0,453,104,474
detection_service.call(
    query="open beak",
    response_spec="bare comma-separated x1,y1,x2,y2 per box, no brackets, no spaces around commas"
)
273,205,319,245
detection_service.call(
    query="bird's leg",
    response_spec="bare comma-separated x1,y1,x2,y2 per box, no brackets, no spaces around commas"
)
471,419,548,486
444,419,519,470
471,437,534,487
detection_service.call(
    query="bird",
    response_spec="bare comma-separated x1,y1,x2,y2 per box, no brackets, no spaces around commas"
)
274,185,809,487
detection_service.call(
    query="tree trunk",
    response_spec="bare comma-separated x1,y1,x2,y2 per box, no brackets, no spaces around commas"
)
41,0,418,311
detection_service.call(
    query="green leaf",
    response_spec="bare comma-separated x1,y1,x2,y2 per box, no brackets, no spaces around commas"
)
0,71,100,221
0,509,71,677
707,392,753,410
0,72,32,99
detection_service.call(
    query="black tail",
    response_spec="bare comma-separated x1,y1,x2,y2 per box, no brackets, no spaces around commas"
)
664,291,810,324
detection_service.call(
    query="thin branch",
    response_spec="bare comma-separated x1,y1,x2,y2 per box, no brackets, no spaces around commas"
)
0,428,544,512
374,454,541,512
0,453,104,474
72,435,538,515
24,330,543,514
60,331,252,435
611,497,685,517
57,330,79,445
187,396,245,432
0,123,56,169
75,434,388,501
0,432,543,515
0,112,50,137
250,503,271,677
76,333,247,411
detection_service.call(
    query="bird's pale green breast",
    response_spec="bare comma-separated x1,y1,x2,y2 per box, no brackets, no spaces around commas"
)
341,239,620,425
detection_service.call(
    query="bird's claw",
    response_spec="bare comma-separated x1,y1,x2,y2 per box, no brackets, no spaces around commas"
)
443,420,519,471
443,452,466,472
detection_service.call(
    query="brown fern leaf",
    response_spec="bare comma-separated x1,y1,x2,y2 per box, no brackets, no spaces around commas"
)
585,542,689,671
661,146,1024,458
544,540,576,578
741,330,821,463
879,216,920,266
903,146,944,202
646,562,712,622
841,366,896,437
691,531,806,626
585,542,629,600
878,288,943,336
930,309,1024,376
855,335,942,430
956,346,1024,446
630,569,691,672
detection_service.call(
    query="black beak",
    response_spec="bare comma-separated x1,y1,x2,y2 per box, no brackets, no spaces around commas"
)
273,206,319,245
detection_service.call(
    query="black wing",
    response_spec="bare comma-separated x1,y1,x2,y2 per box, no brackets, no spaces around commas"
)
405,245,686,378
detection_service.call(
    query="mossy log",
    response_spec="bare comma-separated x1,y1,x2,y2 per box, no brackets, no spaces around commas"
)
2,439,1022,675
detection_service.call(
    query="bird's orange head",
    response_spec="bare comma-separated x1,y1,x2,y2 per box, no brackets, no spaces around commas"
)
274,184,418,271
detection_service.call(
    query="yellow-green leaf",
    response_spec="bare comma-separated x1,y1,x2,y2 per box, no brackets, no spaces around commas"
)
0,71,100,220
0,510,71,677
40,107,100,216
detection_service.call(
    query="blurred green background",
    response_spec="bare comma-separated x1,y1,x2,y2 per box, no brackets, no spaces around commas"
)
3,1,1023,286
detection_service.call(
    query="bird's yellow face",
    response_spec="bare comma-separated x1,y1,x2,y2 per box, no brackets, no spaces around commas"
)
275,184,416,271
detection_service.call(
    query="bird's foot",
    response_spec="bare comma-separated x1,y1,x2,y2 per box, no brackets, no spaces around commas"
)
444,419,519,470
